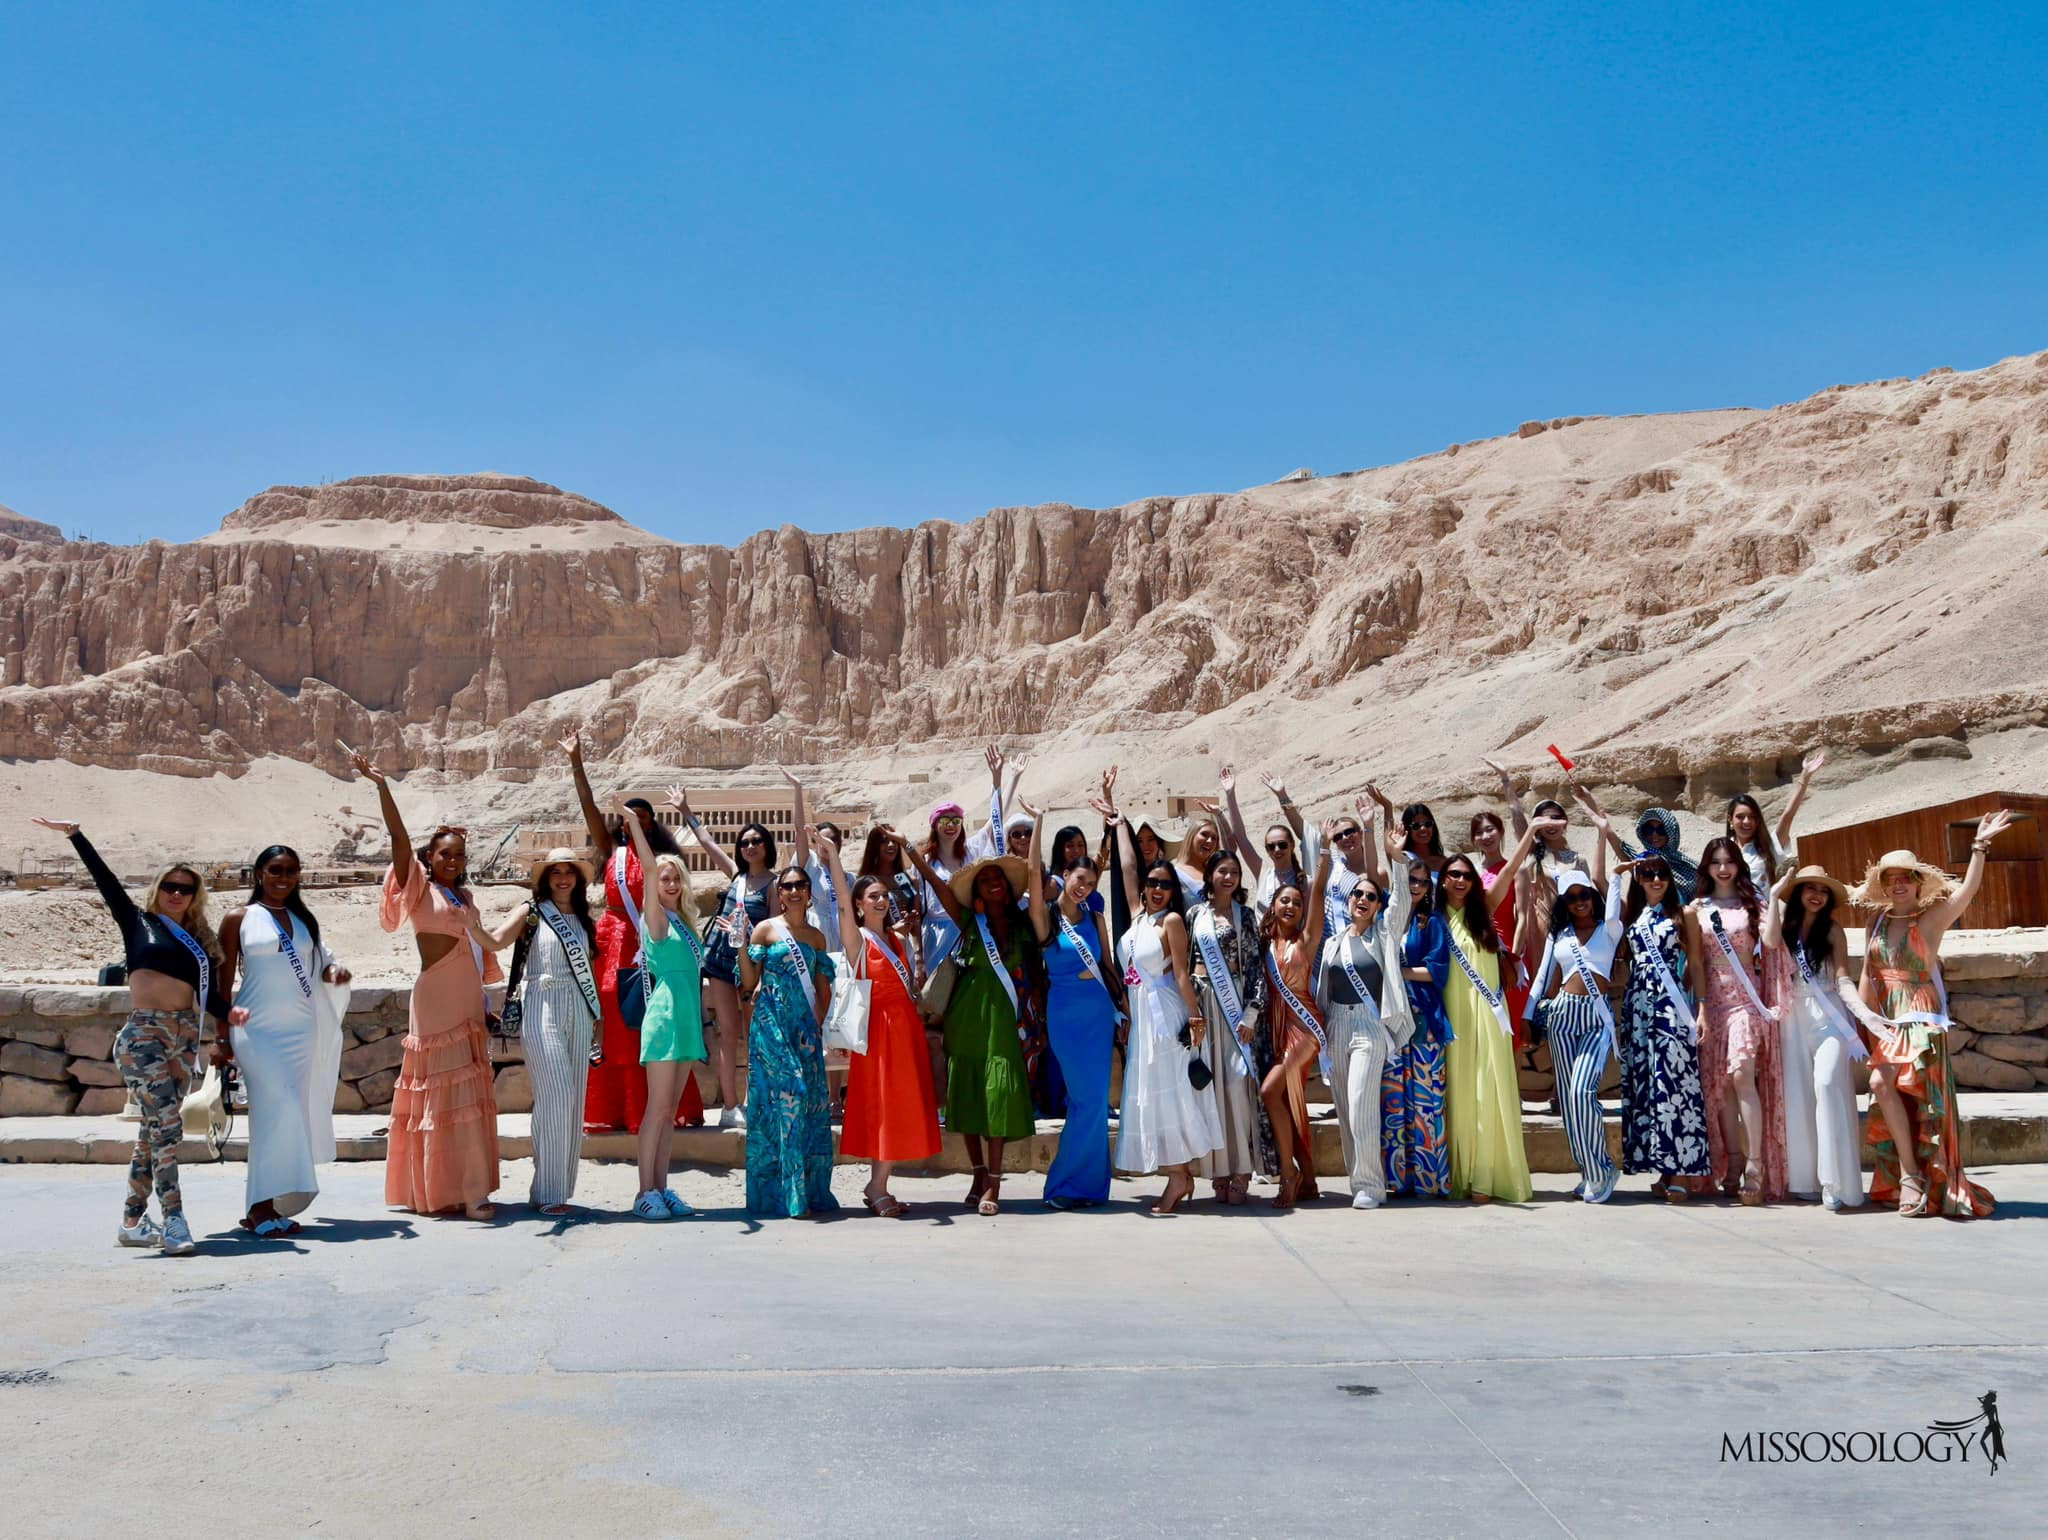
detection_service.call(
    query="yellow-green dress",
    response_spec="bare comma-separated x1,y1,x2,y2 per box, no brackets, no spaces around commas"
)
1442,910,1533,1202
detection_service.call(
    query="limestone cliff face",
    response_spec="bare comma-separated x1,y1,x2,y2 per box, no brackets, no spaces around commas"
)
3,354,2046,787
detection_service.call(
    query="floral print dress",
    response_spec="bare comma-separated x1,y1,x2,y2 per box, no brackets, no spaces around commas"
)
744,934,839,1218
1617,909,1711,1177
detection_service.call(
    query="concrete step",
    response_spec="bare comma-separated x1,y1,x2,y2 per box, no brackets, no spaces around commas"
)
5,1095,2046,1174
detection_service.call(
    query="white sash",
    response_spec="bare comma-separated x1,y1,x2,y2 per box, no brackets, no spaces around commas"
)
255,905,315,1001
769,919,818,1015
159,915,211,1019
611,847,643,931
435,883,489,1016
1447,927,1513,1037
538,901,604,1020
976,913,1021,1022
1193,907,1256,1078
1628,914,1697,1038
1265,950,1330,1076
1705,907,1775,1024
1871,917,1953,1033
1555,931,1616,1072
861,926,914,997
1791,943,1871,1063
1057,908,1125,1023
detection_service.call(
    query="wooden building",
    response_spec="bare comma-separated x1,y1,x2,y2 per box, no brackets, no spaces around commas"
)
1798,792,2047,930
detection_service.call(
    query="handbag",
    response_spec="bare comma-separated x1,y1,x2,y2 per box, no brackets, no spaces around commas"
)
616,963,647,1031
918,953,959,1021
181,1057,235,1158
824,944,872,1054
497,911,540,1038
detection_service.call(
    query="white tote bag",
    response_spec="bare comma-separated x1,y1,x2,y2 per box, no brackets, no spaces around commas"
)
823,942,871,1055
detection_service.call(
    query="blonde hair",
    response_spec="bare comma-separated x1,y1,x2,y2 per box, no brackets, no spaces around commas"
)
652,854,699,925
145,864,222,965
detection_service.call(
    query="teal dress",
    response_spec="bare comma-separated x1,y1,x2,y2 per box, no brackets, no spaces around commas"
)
943,918,1039,1140
640,920,707,1065
744,936,839,1217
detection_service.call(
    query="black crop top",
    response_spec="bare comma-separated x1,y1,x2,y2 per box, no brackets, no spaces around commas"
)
71,831,231,1021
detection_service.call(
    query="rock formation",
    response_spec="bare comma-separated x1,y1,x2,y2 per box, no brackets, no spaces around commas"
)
3,352,2047,813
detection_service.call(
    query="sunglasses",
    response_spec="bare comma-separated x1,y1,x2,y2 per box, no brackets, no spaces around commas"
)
1354,890,1383,904
1265,840,1293,854
1567,891,1596,904
778,880,811,893
158,880,198,896
1142,877,1176,891
1332,827,1362,840
1441,871,1473,884
1638,867,1671,883
263,865,301,877
738,836,766,848
936,815,964,826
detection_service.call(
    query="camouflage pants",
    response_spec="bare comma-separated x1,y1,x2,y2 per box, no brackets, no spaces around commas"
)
115,1009,198,1221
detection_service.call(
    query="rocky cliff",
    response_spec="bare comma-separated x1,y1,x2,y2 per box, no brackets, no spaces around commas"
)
4,354,2047,807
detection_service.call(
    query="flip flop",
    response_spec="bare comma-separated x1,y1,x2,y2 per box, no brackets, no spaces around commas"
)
247,1217,295,1239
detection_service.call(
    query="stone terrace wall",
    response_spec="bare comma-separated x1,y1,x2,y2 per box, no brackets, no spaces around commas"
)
0,984,533,1117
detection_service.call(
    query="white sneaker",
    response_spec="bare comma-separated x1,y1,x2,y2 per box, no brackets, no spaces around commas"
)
659,1188,695,1218
117,1216,162,1249
160,1214,197,1255
633,1191,675,1221
1350,1191,1381,1211
717,1105,744,1131
1583,1170,1619,1205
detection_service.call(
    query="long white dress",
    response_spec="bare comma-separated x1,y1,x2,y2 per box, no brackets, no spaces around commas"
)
1114,916,1223,1174
231,905,346,1217
1779,948,1866,1209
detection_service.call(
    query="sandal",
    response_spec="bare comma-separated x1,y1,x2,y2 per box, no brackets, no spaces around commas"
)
1898,1173,1930,1217
1663,1181,1690,1204
1154,1172,1193,1216
978,1177,1001,1218
1739,1167,1764,1207
462,1201,497,1222
965,1165,991,1209
1272,1176,1299,1210
246,1217,295,1239
1648,1177,1670,1201
537,1203,571,1217
1229,1174,1251,1206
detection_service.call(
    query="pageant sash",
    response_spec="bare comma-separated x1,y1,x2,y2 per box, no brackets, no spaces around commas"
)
860,926,915,997
976,913,1021,1022
1706,907,1775,1024
1629,914,1697,1038
1265,951,1331,1077
435,882,490,1018
539,901,604,1020
159,915,211,1020
1558,931,1617,1072
1447,929,1513,1038
1057,908,1126,1024
1791,943,1872,1062
256,905,315,1001
1194,908,1256,1078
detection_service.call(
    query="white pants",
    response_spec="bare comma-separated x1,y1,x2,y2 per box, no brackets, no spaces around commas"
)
1781,989,1865,1207
524,980,594,1207
1328,1003,1392,1201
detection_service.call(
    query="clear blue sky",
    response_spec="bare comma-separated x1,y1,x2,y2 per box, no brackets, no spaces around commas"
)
4,2,2045,546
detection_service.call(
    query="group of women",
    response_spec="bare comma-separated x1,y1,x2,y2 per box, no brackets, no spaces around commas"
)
40,739,2009,1249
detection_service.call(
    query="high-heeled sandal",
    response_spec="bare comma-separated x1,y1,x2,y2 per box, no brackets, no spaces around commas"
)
964,1165,991,1208
978,1176,1001,1217
1898,1173,1930,1217
1739,1167,1765,1207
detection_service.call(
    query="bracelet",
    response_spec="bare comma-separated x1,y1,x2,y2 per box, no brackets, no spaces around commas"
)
1972,840,1992,853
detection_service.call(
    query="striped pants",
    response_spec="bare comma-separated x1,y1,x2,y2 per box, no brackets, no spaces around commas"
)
1541,994,1615,1194
523,981,594,1208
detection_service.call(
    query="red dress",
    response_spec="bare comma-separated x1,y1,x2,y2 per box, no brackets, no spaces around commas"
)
838,932,941,1162
584,845,704,1132
1482,858,1531,1049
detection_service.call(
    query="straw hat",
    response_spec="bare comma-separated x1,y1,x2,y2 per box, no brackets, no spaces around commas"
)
1850,849,1957,910
948,855,1032,908
1133,816,1188,861
1782,864,1852,910
527,846,596,887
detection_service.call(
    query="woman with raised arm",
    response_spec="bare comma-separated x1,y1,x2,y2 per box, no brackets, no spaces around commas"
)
735,862,838,1219
1168,806,1226,909
1615,855,1711,1201
915,743,1014,966
1316,809,1417,1211
1385,858,1453,1199
1029,804,1122,1209
1259,827,1335,1207
700,806,782,1130
1572,781,1702,905
1472,761,1534,1048
1439,818,1552,1204
609,799,710,1220
1186,841,1273,1205
905,838,1039,1215
1526,865,1631,1203
218,846,350,1236
350,749,500,1220
1100,802,1222,1214
779,767,842,940
559,733,705,1134
1690,837,1787,1206
1762,864,1877,1212
30,816,241,1256
1727,751,1821,890
819,825,939,1218
468,847,601,1215
1232,769,1313,918
1850,812,2009,1219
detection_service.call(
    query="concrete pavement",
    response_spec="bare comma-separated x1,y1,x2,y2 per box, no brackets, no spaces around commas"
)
2,1157,2045,1537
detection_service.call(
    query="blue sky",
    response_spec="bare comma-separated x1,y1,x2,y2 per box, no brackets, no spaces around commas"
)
3,2,2044,545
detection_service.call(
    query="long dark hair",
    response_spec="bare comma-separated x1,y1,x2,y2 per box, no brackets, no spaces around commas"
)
1782,883,1838,976
1401,803,1447,862
1697,835,1762,937
1403,861,1436,919
609,802,680,857
733,820,776,872
857,826,902,880
1051,825,1089,874
1549,879,1607,935
248,844,321,950
1724,794,1776,884
1440,854,1502,952
1622,858,1684,925
530,860,596,949
1137,859,1189,925
1202,849,1244,903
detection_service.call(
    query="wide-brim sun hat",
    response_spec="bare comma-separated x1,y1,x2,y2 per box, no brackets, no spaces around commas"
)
1134,816,1189,861
1783,864,1852,910
1851,849,1957,910
948,854,1032,908
528,846,596,887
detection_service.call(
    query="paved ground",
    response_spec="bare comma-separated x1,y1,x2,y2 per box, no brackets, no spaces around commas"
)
2,1158,2045,1538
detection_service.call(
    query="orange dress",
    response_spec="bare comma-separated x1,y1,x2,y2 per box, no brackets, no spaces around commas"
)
381,862,501,1213
1263,934,1323,1187
838,931,941,1162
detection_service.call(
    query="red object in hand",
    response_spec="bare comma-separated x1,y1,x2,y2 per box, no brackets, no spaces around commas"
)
1546,744,1575,772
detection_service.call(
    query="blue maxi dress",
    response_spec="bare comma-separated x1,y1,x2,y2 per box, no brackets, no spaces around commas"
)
1381,912,1454,1198
744,937,840,1218
1041,914,1118,1205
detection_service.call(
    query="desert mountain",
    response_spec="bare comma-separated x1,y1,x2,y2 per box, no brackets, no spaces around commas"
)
3,352,2046,836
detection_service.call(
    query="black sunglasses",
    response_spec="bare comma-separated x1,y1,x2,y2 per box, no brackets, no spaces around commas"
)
1142,876,1176,890
1265,840,1292,854
263,865,301,877
778,880,811,893
1441,870,1473,883
1333,827,1362,840
738,835,766,847
1354,889,1383,904
158,880,198,896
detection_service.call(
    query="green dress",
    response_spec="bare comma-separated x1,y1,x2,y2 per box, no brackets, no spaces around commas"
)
640,921,708,1064
943,916,1039,1139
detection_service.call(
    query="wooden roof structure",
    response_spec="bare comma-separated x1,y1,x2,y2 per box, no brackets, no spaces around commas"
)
1798,791,2048,930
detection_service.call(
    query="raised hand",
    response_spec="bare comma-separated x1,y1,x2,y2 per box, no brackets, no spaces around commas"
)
777,765,800,788
557,729,582,759
345,747,386,785
1800,749,1827,781
985,742,1005,782
1259,771,1288,799
1088,797,1122,826
1101,765,1119,806
1532,815,1568,839
810,822,840,855
1218,763,1236,794
663,784,692,818
1363,780,1392,809
30,816,80,836
1193,798,1220,817
1482,756,1512,781
1019,797,1045,821
1976,809,2014,845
